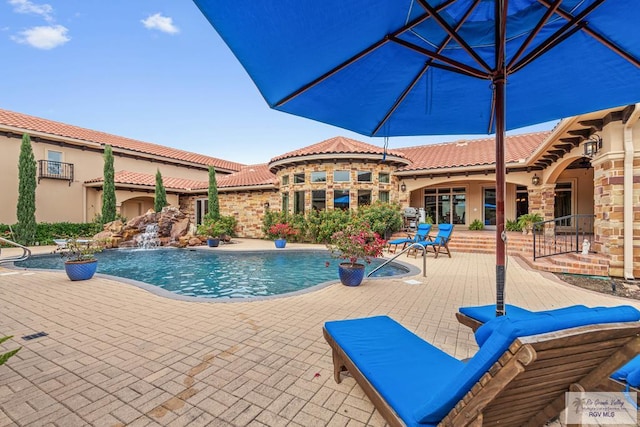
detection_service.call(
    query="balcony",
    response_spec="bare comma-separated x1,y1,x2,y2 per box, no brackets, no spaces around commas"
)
38,160,74,186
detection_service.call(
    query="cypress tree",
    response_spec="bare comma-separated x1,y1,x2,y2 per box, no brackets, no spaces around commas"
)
15,133,37,245
154,169,167,212
101,145,116,223
207,166,220,220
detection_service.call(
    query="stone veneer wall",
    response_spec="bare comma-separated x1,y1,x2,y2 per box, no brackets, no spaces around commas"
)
593,157,640,277
273,160,400,212
528,184,556,225
180,190,280,239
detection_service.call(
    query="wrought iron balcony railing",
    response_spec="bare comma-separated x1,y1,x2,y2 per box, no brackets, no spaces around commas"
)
38,160,74,185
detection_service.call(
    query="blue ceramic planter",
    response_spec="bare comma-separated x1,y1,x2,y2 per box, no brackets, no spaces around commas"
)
338,263,365,286
274,239,287,248
64,260,98,281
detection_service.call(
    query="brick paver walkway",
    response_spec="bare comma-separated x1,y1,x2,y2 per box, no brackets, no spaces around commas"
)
1,240,638,426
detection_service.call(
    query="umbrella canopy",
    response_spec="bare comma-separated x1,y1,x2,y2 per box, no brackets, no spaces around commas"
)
193,0,640,315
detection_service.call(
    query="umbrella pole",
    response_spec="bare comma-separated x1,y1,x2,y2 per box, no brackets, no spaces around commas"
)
495,0,507,317
495,78,506,317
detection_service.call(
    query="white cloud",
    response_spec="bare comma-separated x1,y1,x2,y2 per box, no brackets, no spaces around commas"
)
141,13,179,34
11,24,70,49
8,0,54,22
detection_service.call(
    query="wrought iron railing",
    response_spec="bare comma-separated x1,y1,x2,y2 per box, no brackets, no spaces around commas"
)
532,214,595,260
38,160,74,185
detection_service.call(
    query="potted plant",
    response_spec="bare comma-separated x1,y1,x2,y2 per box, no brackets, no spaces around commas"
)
60,238,103,281
267,223,298,248
327,222,386,286
197,218,228,247
517,212,544,235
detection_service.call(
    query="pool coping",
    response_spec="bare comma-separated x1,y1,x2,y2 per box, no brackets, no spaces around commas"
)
10,247,421,303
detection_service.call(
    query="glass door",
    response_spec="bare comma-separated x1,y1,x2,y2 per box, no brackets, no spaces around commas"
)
484,188,496,228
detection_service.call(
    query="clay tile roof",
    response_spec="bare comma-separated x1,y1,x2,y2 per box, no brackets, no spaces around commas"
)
218,164,278,188
85,170,207,191
396,131,550,171
0,108,244,172
270,136,407,163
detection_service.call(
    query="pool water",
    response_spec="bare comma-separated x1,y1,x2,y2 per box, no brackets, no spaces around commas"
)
16,249,410,299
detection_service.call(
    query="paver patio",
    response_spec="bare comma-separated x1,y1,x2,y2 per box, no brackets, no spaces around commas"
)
1,240,638,426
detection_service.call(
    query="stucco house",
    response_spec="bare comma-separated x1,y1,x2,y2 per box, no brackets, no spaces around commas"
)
1,104,638,278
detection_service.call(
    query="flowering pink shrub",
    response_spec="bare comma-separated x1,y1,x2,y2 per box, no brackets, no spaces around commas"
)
328,223,386,266
267,223,298,239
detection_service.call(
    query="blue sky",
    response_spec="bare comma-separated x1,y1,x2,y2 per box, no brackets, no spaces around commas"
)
0,1,556,165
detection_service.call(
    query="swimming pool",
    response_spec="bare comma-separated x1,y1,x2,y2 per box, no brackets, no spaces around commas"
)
16,248,413,299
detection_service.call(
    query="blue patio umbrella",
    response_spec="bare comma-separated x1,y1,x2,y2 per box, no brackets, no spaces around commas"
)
192,0,640,316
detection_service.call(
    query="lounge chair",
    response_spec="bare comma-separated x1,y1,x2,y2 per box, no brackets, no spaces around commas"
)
387,223,432,253
408,223,453,258
323,306,640,426
456,303,640,403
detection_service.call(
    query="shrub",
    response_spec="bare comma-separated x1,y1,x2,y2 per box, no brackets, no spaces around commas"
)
469,219,484,230
357,202,403,239
305,209,353,243
505,219,522,232
517,212,544,232
266,223,298,240
327,223,386,266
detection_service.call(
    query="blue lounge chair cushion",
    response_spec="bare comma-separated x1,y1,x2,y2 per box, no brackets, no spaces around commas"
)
414,305,640,424
612,355,640,387
472,305,591,346
459,303,533,323
324,316,463,427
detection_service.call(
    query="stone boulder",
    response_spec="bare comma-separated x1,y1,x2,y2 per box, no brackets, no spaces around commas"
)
93,206,197,248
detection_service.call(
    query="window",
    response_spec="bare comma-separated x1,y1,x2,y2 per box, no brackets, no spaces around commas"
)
195,199,209,225
379,191,390,203
334,189,349,210
357,190,371,206
281,175,289,185
378,172,390,183
312,190,326,210
294,173,305,184
294,190,305,214
311,171,326,183
424,187,466,225
333,170,350,182
282,192,289,213
357,171,372,182
515,185,529,219
47,150,63,175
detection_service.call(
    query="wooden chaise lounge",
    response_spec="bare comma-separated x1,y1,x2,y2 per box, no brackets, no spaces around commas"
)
323,306,640,426
455,303,640,404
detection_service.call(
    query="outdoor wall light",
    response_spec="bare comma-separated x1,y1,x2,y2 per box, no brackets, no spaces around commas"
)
583,135,602,158
400,183,407,192
263,201,270,209
531,174,540,186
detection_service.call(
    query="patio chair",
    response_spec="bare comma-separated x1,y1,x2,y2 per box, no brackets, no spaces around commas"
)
53,239,69,252
456,303,640,403
408,223,453,258
323,306,640,427
387,223,432,253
